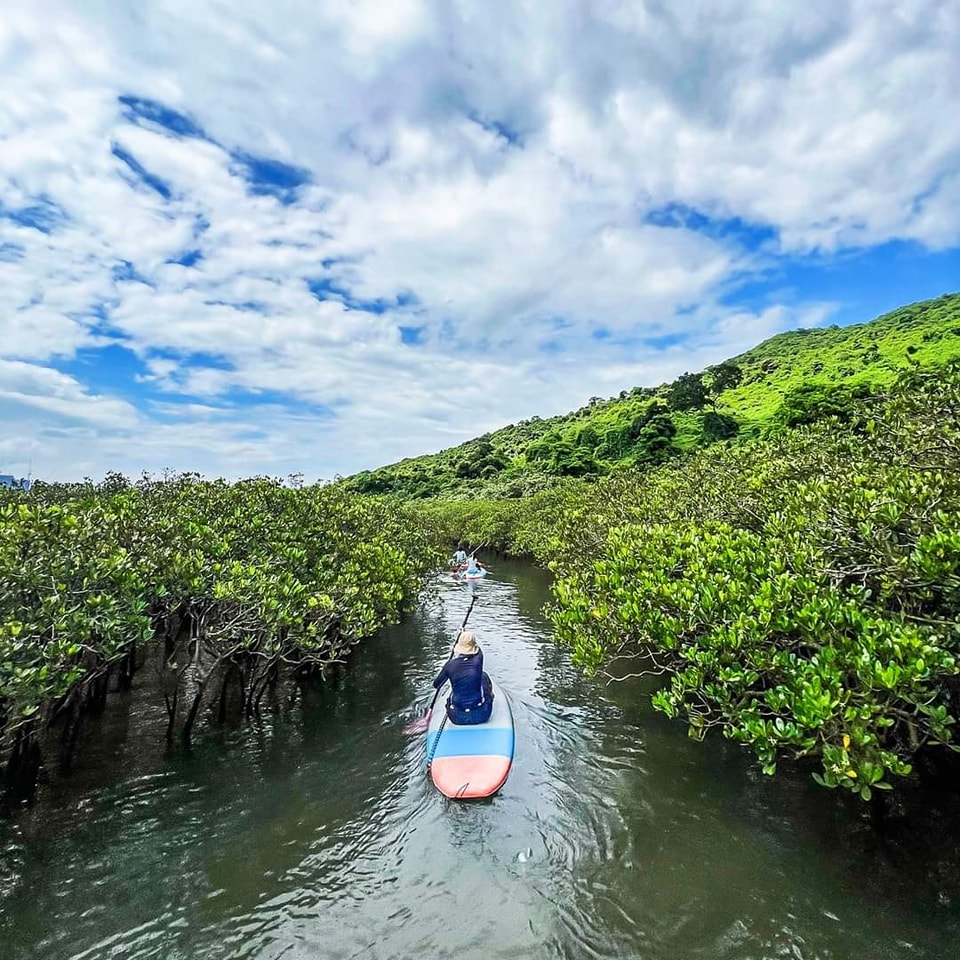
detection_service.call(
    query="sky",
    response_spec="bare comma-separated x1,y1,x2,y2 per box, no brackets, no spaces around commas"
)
1,0,959,482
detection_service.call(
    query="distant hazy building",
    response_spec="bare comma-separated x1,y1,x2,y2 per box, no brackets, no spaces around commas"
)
0,474,31,491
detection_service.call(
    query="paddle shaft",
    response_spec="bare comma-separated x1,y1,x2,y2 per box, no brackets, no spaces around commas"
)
425,594,478,716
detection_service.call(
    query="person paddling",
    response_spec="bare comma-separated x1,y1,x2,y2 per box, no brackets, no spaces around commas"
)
431,630,493,725
464,555,485,576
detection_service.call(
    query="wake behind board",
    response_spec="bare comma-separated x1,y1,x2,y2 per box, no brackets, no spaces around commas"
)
426,681,514,799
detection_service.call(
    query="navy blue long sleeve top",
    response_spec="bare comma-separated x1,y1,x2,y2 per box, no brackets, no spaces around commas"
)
433,650,484,709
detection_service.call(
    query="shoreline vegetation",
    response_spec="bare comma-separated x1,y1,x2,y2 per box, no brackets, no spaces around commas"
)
2,293,959,812
420,365,960,803
395,294,960,804
0,478,442,802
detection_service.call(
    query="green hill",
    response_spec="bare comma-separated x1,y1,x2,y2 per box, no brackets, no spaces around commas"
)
346,292,960,499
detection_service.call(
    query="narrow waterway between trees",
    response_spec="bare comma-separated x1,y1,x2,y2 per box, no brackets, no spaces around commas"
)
1,561,958,959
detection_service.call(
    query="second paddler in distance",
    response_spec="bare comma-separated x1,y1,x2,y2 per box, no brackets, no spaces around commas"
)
453,555,487,580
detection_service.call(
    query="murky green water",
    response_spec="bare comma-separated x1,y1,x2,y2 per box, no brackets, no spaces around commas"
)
2,561,958,959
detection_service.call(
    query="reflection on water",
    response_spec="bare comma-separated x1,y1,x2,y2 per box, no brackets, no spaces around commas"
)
1,560,958,959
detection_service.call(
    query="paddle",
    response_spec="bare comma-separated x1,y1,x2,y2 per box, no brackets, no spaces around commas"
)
404,594,478,735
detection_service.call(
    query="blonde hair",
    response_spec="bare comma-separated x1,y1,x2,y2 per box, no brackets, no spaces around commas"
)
455,630,479,654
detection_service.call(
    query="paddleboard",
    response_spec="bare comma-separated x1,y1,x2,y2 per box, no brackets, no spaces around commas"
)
426,680,514,799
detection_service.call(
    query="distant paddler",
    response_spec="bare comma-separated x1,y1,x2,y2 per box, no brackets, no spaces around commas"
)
461,555,487,579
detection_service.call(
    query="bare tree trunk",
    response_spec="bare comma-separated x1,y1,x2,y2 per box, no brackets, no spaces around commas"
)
252,659,279,717
182,680,206,747
118,638,137,690
3,725,43,800
58,700,84,773
164,689,179,742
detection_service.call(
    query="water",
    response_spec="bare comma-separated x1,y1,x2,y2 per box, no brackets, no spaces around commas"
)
2,560,959,959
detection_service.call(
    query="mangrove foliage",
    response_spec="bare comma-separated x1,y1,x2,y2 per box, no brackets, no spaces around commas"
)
0,476,443,798
422,364,960,798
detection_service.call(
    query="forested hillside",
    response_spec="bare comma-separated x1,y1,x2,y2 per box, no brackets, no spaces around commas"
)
346,293,960,499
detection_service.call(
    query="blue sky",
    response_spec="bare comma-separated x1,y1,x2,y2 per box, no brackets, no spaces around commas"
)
1,1,958,481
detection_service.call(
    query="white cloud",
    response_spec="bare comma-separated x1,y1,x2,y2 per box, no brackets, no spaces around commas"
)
0,359,138,428
0,0,957,479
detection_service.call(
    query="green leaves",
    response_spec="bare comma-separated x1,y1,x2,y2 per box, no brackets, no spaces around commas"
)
0,476,445,748
543,364,960,800
0,496,152,735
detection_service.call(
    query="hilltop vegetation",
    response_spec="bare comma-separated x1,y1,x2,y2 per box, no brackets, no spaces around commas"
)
346,293,960,499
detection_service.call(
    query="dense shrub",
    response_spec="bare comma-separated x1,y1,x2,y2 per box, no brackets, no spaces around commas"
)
426,365,960,797
0,478,445,794
550,366,960,797
776,381,874,427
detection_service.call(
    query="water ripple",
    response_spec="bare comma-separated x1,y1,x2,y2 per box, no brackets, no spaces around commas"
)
1,561,958,959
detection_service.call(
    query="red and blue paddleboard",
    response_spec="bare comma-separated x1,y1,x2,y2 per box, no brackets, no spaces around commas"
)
426,681,514,799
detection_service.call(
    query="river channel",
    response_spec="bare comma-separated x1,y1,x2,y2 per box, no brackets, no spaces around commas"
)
1,560,959,959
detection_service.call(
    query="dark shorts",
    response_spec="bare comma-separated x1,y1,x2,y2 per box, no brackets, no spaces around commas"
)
446,673,494,725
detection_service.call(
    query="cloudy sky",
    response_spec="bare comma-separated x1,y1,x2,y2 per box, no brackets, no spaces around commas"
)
2,1,958,481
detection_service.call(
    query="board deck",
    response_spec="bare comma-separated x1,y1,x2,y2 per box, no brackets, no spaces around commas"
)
426,680,514,799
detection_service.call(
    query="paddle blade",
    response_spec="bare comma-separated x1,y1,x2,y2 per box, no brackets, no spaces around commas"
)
403,709,431,735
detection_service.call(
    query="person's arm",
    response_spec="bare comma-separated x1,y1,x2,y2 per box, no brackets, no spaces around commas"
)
432,662,450,689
